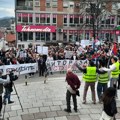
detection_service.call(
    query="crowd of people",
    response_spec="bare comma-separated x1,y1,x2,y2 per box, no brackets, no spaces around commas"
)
0,41,120,119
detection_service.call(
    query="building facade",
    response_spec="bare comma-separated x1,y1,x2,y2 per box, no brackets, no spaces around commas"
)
15,0,120,48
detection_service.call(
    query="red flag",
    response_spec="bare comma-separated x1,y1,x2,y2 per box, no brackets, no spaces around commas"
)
112,43,117,55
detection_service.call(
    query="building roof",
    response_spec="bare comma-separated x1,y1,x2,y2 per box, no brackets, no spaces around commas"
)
6,33,16,42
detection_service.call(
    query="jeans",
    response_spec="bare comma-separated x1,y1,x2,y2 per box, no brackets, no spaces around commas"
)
97,82,107,100
4,88,11,103
66,90,77,110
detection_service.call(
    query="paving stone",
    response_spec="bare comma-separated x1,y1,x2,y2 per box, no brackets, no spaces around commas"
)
67,115,80,120
34,112,46,119
11,105,21,110
43,102,53,106
116,113,120,119
57,110,69,116
43,118,55,120
79,109,91,114
8,111,17,117
40,106,51,112
28,108,40,113
79,115,92,120
53,101,63,106
9,116,22,120
17,109,29,115
21,113,34,120
46,111,57,118
55,116,68,120
89,108,101,114
32,102,43,107
90,114,101,120
50,106,61,111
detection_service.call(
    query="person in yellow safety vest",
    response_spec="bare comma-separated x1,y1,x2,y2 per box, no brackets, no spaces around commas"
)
103,56,119,97
118,57,120,89
97,60,110,103
76,60,106,104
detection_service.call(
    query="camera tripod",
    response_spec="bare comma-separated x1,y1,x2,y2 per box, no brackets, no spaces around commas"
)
2,83,23,120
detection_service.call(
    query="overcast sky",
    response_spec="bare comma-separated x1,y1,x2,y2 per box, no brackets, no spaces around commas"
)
0,0,15,18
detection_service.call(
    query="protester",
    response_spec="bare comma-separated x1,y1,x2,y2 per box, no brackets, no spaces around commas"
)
76,61,106,104
100,87,117,120
64,68,81,113
97,60,109,103
0,71,10,117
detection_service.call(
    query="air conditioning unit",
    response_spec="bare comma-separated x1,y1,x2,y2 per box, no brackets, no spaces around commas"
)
75,3,80,7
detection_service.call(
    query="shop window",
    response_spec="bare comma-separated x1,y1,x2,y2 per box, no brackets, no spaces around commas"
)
46,33,50,41
28,32,33,40
63,33,67,41
18,32,22,41
36,32,40,40
23,32,28,41
52,33,56,40
41,33,45,41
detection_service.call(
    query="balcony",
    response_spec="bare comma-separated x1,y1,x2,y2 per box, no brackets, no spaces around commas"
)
16,6,33,10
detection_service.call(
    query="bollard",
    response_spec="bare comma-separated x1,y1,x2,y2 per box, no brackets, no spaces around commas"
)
25,75,28,86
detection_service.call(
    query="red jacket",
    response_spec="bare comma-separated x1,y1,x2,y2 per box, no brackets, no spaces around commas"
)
66,72,81,91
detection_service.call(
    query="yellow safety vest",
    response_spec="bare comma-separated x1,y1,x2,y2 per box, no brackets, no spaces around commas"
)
98,72,109,83
83,67,97,82
111,62,119,78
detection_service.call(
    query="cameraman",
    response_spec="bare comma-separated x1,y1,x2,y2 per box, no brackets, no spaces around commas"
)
0,71,10,117
3,70,18,104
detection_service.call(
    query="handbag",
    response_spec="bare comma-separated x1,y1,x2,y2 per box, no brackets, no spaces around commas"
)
100,111,114,120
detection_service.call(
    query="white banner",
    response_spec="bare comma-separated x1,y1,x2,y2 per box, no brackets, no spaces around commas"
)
0,63,37,75
46,60,88,72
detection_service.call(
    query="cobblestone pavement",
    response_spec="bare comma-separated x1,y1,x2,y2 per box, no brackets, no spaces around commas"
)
2,74,120,120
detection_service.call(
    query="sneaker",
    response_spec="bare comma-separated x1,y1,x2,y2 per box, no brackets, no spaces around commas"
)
8,101,14,104
64,108,71,113
82,100,86,104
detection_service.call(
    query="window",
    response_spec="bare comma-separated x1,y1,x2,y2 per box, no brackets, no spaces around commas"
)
86,16,90,24
52,0,57,7
18,32,22,41
46,33,50,41
28,32,33,40
70,17,73,23
53,15,57,24
40,16,46,23
46,0,51,7
23,32,28,41
23,16,28,23
35,32,51,41
36,32,40,40
80,17,83,24
18,16,21,22
47,15,50,24
63,33,67,41
74,16,79,24
34,0,40,6
52,33,56,40
29,14,33,23
36,17,39,23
